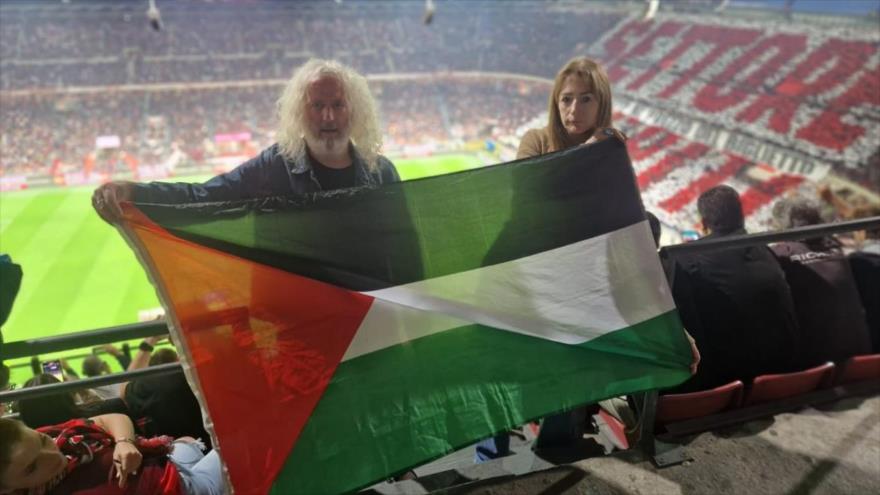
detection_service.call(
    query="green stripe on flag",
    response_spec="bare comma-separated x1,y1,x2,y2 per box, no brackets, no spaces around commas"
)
271,310,691,494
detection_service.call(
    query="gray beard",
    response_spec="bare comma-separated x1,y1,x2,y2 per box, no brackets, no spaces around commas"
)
306,132,348,155
321,136,341,152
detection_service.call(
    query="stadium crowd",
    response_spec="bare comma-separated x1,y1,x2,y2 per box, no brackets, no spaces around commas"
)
617,112,814,232
1,79,546,179
1,3,874,173
1,1,876,234
593,15,880,174
2,0,879,487
0,3,620,88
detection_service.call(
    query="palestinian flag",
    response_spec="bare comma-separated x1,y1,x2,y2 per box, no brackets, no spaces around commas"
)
119,139,693,494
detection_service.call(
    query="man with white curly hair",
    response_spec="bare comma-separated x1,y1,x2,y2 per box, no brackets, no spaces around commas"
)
92,59,399,222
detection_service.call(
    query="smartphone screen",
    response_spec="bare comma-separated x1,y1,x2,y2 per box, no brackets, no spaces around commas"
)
42,360,64,381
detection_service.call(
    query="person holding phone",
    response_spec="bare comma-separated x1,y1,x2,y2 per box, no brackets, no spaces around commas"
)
41,361,64,382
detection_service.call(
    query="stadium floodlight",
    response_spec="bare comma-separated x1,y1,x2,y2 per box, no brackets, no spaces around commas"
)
147,0,162,32
423,0,436,25
642,0,659,21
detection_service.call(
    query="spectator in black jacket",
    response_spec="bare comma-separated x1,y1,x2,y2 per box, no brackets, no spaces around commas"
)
849,205,880,352
667,185,799,392
771,200,872,367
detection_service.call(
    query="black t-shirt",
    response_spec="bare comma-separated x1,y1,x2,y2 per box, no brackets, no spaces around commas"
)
312,160,356,191
124,372,210,447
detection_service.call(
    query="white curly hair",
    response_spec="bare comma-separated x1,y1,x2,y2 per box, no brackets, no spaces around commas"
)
275,58,383,171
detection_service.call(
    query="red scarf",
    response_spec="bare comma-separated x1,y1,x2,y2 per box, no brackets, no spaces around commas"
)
23,419,184,495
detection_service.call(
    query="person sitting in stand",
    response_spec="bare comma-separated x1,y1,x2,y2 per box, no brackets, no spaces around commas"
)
771,199,872,367
16,374,129,430
120,337,211,448
0,413,223,495
82,345,132,401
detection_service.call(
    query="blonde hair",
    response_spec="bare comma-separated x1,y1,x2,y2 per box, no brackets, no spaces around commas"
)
275,59,383,171
546,57,613,152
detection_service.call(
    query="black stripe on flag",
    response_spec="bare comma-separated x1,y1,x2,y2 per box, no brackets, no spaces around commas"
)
136,138,645,291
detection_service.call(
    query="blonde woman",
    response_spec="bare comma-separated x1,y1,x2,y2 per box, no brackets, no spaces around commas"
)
517,56,625,160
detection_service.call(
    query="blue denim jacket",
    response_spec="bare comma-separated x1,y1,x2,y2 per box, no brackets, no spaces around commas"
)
132,142,399,204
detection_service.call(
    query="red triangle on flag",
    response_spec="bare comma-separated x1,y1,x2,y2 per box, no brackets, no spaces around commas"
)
125,208,374,494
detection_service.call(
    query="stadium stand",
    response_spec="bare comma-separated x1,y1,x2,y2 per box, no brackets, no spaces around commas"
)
0,2,620,88
592,14,879,182
2,1,877,228
617,111,810,231
0,79,546,183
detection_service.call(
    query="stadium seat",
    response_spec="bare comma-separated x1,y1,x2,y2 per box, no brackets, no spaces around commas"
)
656,380,744,427
834,354,880,385
743,362,836,406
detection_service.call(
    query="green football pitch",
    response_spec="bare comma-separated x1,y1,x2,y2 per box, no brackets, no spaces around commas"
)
0,153,484,385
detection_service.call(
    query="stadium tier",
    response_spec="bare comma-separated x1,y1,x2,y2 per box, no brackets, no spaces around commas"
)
1,0,878,222
617,112,809,232
0,79,546,180
593,14,879,173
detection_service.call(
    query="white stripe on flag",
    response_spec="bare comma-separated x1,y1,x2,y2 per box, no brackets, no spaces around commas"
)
342,221,673,361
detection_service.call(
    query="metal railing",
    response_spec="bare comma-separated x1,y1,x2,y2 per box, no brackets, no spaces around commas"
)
0,363,181,402
2,320,167,360
661,216,879,256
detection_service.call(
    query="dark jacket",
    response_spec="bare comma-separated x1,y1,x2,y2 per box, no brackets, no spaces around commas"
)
849,250,880,353
667,229,800,392
772,240,872,367
132,143,399,203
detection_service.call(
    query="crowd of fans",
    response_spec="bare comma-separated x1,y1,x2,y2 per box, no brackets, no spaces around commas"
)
617,112,813,232
0,335,221,494
5,336,209,450
2,94,140,178
1,78,546,179
0,2,619,88
592,15,879,175
1,2,875,224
